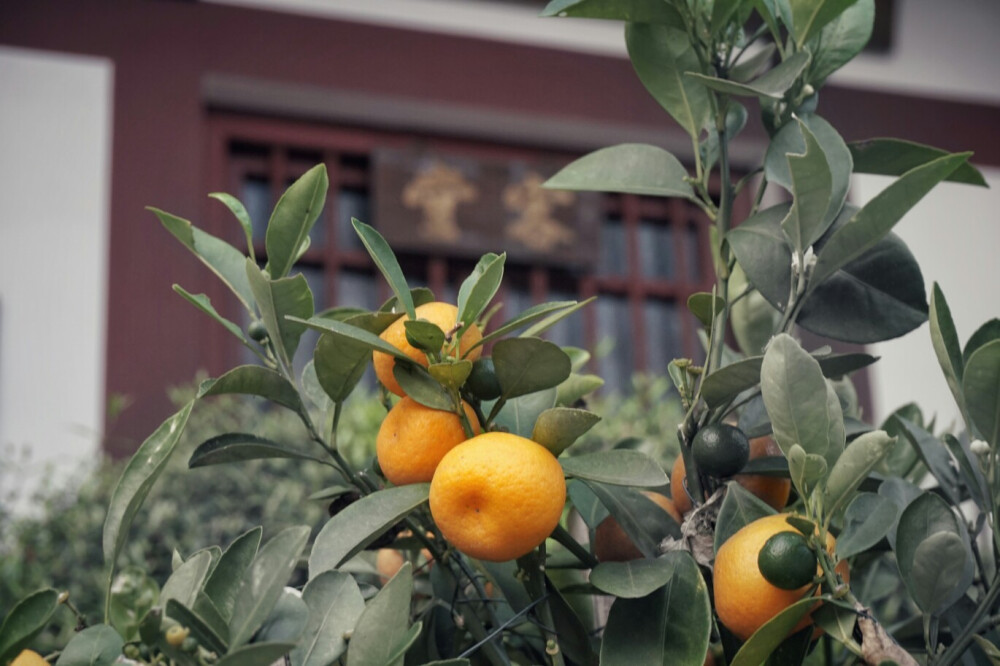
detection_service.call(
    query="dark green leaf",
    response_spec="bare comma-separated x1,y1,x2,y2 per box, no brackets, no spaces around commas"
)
712,0,754,33
392,363,453,411
265,164,328,278
889,416,961,505
294,316,409,359
715,483,777,552
849,138,987,187
189,433,325,468
172,285,252,349
877,477,923,550
788,0,860,46
965,340,1000,446
567,480,609,530
546,580,598,666
291,571,366,666
837,492,897,558
456,253,505,337
625,23,711,139
807,0,874,86
540,0,684,24
895,493,973,615
544,144,694,199
150,207,255,311
929,283,967,418
103,402,194,569
205,527,262,623
590,557,677,598
429,360,473,392
216,643,297,666
0,588,59,664
730,597,821,666
532,407,601,456
816,352,879,378
209,192,255,261
309,485,430,577
308,485,354,502
404,319,446,354
943,434,989,510
54,624,125,666
686,50,811,99
702,102,750,172
256,589,309,644
165,600,228,655
561,450,666,487
493,338,572,399
353,219,415,319
488,388,558,438
964,319,1000,367
823,430,894,519
229,525,311,648
160,550,213,610
584,482,680,558
198,365,305,417
688,292,725,329
731,43,777,83
812,152,972,285
245,261,314,366
601,552,711,665
557,373,605,406
474,300,578,348
701,357,763,408
314,331,370,404
520,297,594,338
346,563,414,666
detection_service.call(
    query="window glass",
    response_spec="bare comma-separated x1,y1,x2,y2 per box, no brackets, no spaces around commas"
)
337,188,369,251
684,225,702,283
241,176,271,242
599,217,627,276
638,220,675,280
338,269,378,310
596,295,634,395
644,299,682,374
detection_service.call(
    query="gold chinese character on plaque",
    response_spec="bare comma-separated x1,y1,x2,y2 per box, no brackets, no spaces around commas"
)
402,161,478,243
503,172,576,252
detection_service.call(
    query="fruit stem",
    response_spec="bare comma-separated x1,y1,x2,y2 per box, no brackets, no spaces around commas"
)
520,545,567,666
550,523,599,569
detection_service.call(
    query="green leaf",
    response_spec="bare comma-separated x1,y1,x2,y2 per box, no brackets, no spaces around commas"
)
352,219,415,320
788,0,859,47
848,138,988,187
256,589,309,644
209,192,256,261
189,433,326,468
403,319,446,354
429,360,473,392
379,287,435,314
540,0,684,24
822,430,895,520
806,0,874,86
730,597,821,666
701,102,749,172
714,483,777,553
943,433,989,510
836,492,897,558
711,0,754,33
309,485,430,577
216,643,298,666
392,363,454,411
701,357,763,408
295,316,409,359
568,480,609,530
108,567,159,641
929,283,968,420
0,588,59,664
54,624,125,666
811,152,972,286
314,331,370,404
964,319,1000,367
964,339,1000,446
601,552,711,666
172,285,254,349
160,550,213,610
456,253,505,337
895,493,973,615
688,292,725,329
474,301,578,349
686,50,811,99
562,450,667,487
205,527,262,623
103,402,194,569
347,563,414,666
590,556,677,599
584,482,680,558
544,144,694,199
198,365,306,418
165,600,228,655
493,337,572,399
520,297,594,339
890,416,962,506
557,373,605,406
532,407,601,456
245,261,314,366
229,525,311,648
488,388,558,438
625,23,711,140
291,571,366,666
787,444,828,496
150,207,255,312
265,164,328,279
761,334,845,464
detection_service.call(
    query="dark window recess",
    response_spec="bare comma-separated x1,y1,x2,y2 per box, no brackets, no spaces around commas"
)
211,115,723,395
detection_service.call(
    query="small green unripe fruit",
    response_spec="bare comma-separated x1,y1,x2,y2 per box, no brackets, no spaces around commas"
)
181,636,199,653
692,423,750,478
123,644,142,659
248,321,269,342
758,531,817,590
466,358,502,400
165,625,189,647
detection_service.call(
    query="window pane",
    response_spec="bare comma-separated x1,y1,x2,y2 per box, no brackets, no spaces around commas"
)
338,188,369,251
338,269,378,310
596,295,634,395
545,288,584,349
638,221,675,280
684,226,702,283
644,299,682,374
599,217,627,276
502,285,533,327
242,176,271,241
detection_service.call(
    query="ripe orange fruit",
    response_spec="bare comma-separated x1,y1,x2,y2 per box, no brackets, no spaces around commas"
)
671,435,792,515
429,432,566,562
593,491,682,562
373,302,483,397
375,548,406,583
11,650,49,666
713,513,848,641
376,396,480,485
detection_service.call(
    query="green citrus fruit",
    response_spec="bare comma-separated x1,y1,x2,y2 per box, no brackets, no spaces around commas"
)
466,358,502,400
757,531,817,590
692,423,750,478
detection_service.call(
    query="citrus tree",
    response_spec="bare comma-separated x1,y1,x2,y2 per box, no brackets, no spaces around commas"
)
3,1,999,665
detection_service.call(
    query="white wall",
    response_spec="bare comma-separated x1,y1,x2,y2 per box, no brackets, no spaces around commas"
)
856,168,1000,426
0,47,113,500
